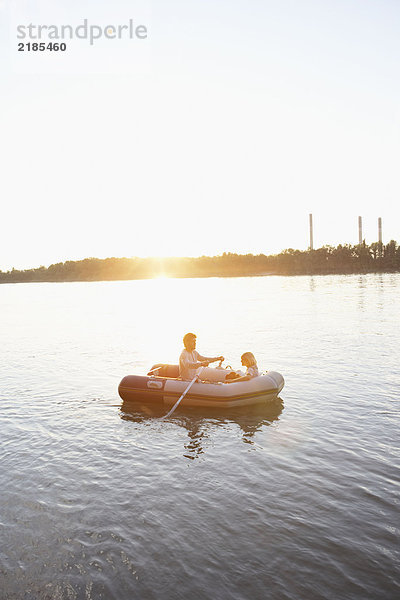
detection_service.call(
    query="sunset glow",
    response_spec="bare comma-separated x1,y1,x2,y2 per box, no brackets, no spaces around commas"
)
1,0,399,271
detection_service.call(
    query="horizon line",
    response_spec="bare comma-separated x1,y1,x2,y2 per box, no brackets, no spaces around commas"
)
2,239,396,273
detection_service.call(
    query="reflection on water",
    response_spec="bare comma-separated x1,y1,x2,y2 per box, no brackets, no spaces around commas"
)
358,275,366,311
120,399,284,459
2,274,400,600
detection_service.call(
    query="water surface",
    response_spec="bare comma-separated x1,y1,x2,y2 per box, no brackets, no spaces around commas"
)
1,274,399,599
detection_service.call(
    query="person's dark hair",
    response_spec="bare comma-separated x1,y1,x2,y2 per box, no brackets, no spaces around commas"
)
183,332,196,349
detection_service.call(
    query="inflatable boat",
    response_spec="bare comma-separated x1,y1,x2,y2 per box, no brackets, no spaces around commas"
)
118,364,285,408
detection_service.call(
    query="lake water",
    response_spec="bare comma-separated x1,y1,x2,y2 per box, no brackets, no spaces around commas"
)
1,274,399,599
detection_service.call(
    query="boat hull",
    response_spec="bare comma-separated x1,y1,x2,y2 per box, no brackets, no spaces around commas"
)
118,368,285,408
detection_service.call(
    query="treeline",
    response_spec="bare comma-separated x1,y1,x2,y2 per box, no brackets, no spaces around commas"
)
1,241,400,283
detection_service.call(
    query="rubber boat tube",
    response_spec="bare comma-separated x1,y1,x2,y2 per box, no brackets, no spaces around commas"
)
118,364,285,408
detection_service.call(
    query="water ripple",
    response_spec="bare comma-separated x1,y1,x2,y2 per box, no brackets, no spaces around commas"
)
1,275,400,599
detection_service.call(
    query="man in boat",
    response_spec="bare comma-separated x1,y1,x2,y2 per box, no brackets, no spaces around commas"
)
179,333,224,381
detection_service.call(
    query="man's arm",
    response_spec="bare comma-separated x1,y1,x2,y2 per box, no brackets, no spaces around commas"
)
181,351,208,369
197,353,224,363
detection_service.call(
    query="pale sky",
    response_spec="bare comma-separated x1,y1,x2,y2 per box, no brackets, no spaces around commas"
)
1,0,399,270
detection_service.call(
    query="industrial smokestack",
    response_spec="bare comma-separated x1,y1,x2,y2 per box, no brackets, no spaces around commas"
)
309,213,313,250
378,217,382,257
358,216,363,245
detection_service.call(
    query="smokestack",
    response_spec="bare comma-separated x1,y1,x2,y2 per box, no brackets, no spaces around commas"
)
309,213,313,250
358,216,362,245
378,217,382,257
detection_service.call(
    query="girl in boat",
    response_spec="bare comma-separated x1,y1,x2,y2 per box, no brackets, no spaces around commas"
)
225,352,259,383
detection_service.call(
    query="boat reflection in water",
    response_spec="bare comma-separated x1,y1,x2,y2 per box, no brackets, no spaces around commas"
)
119,398,284,459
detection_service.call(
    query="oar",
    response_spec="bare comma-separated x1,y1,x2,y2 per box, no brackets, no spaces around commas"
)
160,367,203,419
148,366,163,375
